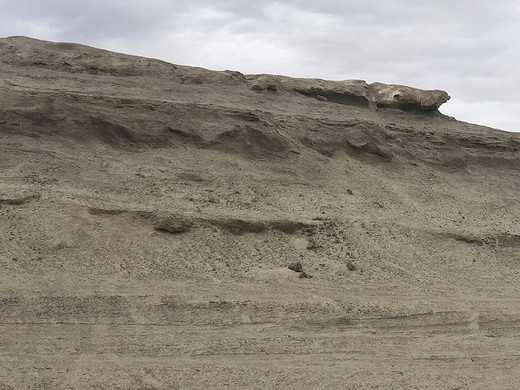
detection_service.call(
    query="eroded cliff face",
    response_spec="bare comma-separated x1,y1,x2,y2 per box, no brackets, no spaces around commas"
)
1,36,520,389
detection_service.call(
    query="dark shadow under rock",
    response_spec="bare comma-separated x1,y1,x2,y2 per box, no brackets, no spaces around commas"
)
154,215,192,234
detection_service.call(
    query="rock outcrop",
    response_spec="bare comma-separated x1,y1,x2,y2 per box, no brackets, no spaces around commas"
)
368,82,450,111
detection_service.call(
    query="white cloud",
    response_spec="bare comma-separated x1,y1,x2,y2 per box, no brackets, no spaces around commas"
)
0,15,62,41
442,100,520,133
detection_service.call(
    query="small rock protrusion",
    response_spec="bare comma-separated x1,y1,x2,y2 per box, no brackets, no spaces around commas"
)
316,95,328,102
346,261,356,271
154,215,192,234
288,261,303,273
288,262,313,279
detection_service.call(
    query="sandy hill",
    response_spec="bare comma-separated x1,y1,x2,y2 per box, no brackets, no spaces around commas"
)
1,36,520,389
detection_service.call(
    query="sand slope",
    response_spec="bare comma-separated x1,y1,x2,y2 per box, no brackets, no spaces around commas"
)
1,36,520,389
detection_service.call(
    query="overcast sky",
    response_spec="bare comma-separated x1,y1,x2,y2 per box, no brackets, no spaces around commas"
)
1,0,519,132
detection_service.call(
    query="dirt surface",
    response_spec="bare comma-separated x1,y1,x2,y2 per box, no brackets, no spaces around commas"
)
1,36,520,389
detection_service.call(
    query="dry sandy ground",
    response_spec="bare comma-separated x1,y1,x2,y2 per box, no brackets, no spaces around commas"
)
1,36,520,389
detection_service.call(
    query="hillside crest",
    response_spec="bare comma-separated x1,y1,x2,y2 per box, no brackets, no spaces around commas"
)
1,36,449,112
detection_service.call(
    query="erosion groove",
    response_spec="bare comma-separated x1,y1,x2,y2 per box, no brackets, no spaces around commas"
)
448,232,520,247
294,89,370,107
87,207,155,220
87,206,314,236
0,192,40,205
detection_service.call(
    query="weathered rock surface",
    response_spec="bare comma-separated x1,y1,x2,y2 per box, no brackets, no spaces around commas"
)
369,82,450,110
1,36,519,389
249,75,450,112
